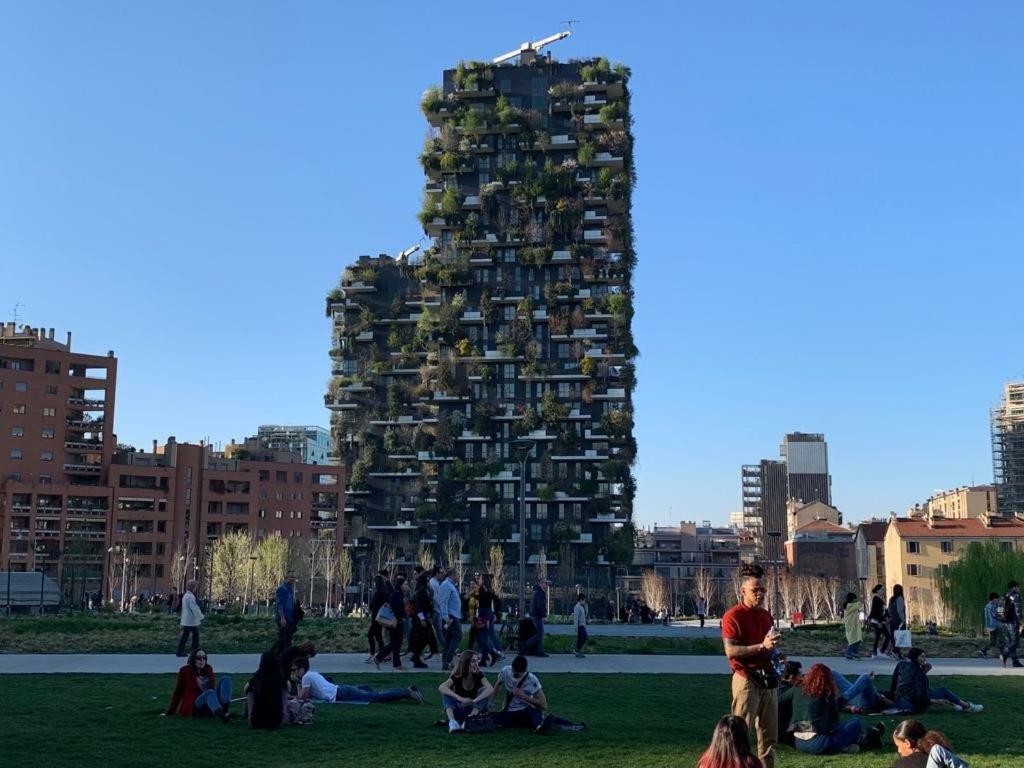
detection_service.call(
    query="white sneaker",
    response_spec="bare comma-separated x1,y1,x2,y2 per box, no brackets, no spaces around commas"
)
964,703,983,713
448,720,463,733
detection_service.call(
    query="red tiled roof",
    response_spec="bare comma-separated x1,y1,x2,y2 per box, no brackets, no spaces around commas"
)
892,516,1024,538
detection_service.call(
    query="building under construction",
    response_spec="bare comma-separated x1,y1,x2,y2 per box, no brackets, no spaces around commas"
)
992,382,1024,519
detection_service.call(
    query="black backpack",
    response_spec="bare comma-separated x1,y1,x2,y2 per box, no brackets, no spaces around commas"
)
995,594,1017,624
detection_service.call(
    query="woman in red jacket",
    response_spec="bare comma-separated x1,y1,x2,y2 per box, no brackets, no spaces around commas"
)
163,648,232,722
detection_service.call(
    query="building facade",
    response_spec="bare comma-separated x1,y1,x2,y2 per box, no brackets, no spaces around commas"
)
921,485,998,520
254,425,331,465
854,519,888,589
992,382,1024,519
883,510,1024,623
326,53,636,588
785,519,857,582
741,460,788,561
0,325,117,601
780,432,831,506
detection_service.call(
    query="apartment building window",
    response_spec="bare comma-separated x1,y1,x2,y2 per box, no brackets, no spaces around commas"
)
275,510,282,519
259,509,266,518
41,428,54,439
157,521,166,533
186,467,193,483
39,475,51,484
259,470,269,481
276,471,287,482
293,472,302,483
10,449,22,459
275,491,284,501
40,451,53,462
940,541,953,554
259,490,268,500
1001,541,1014,552
296,511,302,519
906,541,920,554
45,385,57,395
45,360,60,374
11,427,24,437
14,382,27,392
907,564,920,576
12,405,25,414
42,407,55,417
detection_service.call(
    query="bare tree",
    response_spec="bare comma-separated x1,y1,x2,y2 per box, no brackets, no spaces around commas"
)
418,543,435,572
807,576,829,621
928,587,950,628
729,568,745,606
691,566,716,615
641,569,669,614
488,545,506,599
778,571,802,618
336,546,353,607
170,542,194,593
253,534,288,605
443,534,465,588
536,546,548,583
823,576,842,620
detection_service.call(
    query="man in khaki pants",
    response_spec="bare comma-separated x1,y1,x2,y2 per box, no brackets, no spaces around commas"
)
721,563,780,768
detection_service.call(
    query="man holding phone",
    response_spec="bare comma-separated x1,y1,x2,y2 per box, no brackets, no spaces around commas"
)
722,563,779,768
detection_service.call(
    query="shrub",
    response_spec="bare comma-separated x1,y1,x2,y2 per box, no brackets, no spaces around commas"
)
420,85,444,116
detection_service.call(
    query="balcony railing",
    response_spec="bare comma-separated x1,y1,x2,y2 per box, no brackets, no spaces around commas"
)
68,397,106,409
64,463,102,474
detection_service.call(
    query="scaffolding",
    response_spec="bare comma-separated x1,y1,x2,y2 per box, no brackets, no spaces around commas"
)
992,382,1024,519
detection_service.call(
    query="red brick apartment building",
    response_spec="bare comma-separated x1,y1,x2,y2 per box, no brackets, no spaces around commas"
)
0,324,344,603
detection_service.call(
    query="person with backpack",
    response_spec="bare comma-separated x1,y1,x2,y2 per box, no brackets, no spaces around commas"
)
868,584,893,658
998,581,1021,667
888,584,907,660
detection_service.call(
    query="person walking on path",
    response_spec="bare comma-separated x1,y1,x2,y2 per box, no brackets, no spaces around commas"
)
722,563,780,768
175,580,203,657
868,584,892,658
888,584,907,660
841,592,863,660
573,593,589,658
696,596,708,629
976,591,1008,663
522,579,549,657
366,575,389,662
373,575,407,670
436,568,463,671
1001,580,1022,667
275,572,298,651
428,566,445,657
409,572,438,668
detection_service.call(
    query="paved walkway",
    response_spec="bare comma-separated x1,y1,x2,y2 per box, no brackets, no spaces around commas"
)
0,652,1016,676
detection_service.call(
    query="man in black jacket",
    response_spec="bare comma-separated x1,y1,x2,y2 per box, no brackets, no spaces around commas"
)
521,580,549,657
888,648,982,714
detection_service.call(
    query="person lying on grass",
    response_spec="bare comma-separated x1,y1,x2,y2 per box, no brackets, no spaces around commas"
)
887,648,982,714
890,719,970,768
438,650,493,733
163,647,232,722
487,654,585,733
290,656,423,704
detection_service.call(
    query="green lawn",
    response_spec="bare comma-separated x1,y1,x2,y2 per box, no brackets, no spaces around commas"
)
0,673,1017,768
0,613,985,658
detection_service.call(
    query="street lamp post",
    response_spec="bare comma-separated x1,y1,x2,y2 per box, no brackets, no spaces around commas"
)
512,439,537,620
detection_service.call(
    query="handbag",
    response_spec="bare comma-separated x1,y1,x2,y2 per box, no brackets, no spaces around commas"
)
463,713,495,733
471,616,488,630
894,629,913,648
375,604,398,629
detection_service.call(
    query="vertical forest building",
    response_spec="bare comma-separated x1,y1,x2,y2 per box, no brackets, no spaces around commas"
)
325,49,637,588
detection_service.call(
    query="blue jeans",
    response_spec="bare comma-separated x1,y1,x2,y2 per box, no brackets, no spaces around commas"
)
1006,622,1020,661
832,671,878,710
576,626,588,653
442,694,489,723
442,619,462,666
194,677,232,717
488,617,503,653
493,706,543,729
523,617,545,655
894,686,963,713
336,683,410,703
794,719,862,755
476,610,495,657
846,641,861,657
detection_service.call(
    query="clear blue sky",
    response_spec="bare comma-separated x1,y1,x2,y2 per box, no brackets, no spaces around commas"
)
3,3,1022,529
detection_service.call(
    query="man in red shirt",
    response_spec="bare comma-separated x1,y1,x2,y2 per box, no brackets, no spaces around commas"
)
721,562,780,768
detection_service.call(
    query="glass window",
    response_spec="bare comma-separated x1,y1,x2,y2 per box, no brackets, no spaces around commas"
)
41,429,54,439
10,427,24,437
42,407,55,417
9,449,22,459
12,405,26,414
40,451,53,462
14,382,27,392
45,385,57,395
906,541,920,554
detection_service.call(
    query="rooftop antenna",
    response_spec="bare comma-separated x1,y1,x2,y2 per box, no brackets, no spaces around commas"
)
560,19,581,33
11,302,24,326
493,27,572,65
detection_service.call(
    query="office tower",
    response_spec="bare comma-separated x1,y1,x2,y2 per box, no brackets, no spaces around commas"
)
992,382,1024,518
780,432,831,506
741,459,788,562
326,47,636,581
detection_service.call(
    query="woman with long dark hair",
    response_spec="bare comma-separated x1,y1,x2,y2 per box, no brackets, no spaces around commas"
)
438,650,493,733
409,572,438,668
779,663,871,755
869,584,893,658
889,584,907,660
696,715,763,768
890,720,969,768
246,651,288,729
367,574,388,662
475,573,497,665
163,647,232,722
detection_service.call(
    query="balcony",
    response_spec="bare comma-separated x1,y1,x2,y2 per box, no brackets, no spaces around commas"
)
64,463,102,474
66,419,105,430
68,397,106,409
65,440,103,451
592,152,624,169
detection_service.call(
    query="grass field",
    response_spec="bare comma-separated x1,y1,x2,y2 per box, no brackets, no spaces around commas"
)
0,673,1018,768
0,613,986,657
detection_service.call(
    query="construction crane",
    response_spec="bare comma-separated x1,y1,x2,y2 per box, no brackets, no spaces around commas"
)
397,243,421,265
492,29,571,65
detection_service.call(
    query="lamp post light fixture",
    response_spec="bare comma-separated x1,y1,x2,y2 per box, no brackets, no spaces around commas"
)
511,438,537,619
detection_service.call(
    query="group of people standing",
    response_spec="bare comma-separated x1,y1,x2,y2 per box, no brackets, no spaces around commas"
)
717,563,980,768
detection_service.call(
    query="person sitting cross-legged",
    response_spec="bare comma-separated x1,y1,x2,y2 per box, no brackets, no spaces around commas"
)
163,647,232,723
291,657,422,704
438,650,493,733
488,654,585,733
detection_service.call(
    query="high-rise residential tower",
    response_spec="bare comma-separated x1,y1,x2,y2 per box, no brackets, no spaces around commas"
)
992,382,1024,519
741,460,788,561
780,432,831,506
326,47,637,585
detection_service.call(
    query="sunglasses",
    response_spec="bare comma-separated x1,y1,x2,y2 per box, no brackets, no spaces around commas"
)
195,655,207,660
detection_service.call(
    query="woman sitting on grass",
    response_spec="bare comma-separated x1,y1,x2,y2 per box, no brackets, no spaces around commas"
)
890,720,970,768
779,662,883,755
438,650,493,733
245,651,289,730
889,648,982,714
696,715,762,768
163,647,232,722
